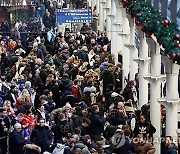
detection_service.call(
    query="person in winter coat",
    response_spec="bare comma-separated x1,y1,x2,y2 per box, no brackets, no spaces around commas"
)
71,79,82,101
114,66,122,90
21,110,37,129
100,64,115,94
108,102,127,126
36,104,49,122
79,118,91,136
19,24,28,46
77,46,89,62
114,129,136,154
52,51,65,70
134,114,156,138
53,113,74,143
89,104,106,142
123,80,135,102
0,108,8,154
43,12,53,29
72,104,88,128
30,118,52,153
161,136,178,154
99,61,109,72
31,44,44,61
71,139,91,154
80,23,90,35
4,84,19,108
10,123,30,154
134,134,156,154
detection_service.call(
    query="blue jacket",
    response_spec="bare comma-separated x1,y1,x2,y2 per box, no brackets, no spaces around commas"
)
10,131,28,154
89,112,105,135
77,50,89,62
19,27,28,43
162,143,178,154
114,137,136,154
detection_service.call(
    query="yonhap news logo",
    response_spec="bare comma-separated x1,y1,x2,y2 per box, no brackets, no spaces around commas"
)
111,132,126,148
111,133,179,148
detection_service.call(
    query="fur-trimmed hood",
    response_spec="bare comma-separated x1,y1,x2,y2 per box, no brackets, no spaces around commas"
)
24,144,41,153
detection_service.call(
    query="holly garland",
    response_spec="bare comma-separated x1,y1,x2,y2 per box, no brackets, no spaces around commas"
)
121,0,180,64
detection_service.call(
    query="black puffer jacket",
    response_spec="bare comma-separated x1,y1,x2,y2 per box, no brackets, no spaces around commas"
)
30,125,52,152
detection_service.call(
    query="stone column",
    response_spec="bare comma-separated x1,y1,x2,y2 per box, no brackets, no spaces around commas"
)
134,29,150,108
144,39,166,154
111,0,118,64
99,0,105,32
125,16,138,80
104,0,112,39
102,0,107,32
96,0,99,16
118,4,130,89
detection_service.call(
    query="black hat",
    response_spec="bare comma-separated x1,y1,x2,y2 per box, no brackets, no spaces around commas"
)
80,102,88,110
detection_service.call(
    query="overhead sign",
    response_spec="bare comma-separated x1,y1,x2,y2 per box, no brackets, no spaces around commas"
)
56,9,92,23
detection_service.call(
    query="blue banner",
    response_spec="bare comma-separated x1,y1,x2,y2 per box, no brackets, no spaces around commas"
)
56,9,92,23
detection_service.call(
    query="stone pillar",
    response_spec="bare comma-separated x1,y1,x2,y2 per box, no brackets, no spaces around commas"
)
118,5,130,89
115,1,124,58
102,0,107,32
99,0,105,32
104,0,112,39
96,0,99,16
125,16,138,80
134,29,150,108
144,39,166,154
111,0,118,64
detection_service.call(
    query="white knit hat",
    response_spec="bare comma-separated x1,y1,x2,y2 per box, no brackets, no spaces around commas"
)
14,123,22,129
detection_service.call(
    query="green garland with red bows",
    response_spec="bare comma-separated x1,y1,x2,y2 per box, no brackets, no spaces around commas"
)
121,0,180,63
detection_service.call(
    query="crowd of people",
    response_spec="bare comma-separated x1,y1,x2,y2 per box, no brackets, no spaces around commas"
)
0,0,179,154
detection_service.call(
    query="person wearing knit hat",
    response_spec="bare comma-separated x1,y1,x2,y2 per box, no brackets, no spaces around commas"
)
10,123,30,154
14,123,22,129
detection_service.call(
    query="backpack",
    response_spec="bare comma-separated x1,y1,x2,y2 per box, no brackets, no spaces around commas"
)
52,144,67,154
103,125,118,140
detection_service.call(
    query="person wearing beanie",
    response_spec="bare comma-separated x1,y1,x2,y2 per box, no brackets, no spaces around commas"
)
10,123,30,154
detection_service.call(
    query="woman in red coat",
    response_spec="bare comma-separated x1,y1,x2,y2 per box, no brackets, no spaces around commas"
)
71,79,82,101
21,110,37,130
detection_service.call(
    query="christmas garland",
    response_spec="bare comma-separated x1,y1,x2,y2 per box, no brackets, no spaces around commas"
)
121,0,180,64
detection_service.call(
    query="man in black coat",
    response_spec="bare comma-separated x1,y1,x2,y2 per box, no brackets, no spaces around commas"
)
19,24,28,47
77,45,89,62
123,81,134,102
78,118,91,136
4,84,19,108
0,108,7,154
43,12,53,29
10,123,30,154
89,104,106,142
30,118,52,153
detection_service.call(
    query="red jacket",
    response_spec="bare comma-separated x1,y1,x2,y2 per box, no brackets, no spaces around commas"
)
21,114,37,129
71,85,82,100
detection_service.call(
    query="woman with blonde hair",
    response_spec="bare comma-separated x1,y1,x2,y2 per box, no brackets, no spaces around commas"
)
3,100,15,116
16,89,32,109
45,74,54,88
